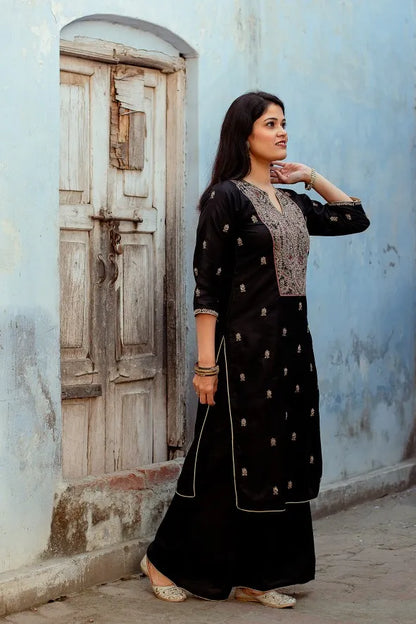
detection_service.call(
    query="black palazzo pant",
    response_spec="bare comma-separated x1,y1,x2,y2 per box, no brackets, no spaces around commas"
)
147,381,316,601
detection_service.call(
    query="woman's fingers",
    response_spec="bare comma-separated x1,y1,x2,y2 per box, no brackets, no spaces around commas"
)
193,374,217,406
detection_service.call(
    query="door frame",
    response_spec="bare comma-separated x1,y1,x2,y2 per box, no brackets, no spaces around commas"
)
60,37,187,455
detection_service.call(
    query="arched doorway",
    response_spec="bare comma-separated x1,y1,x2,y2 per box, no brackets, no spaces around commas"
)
59,20,186,477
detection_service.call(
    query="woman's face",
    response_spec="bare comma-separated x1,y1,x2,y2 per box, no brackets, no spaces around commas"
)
247,103,287,164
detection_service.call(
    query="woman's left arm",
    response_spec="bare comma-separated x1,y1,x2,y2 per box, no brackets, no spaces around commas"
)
271,162,351,203
271,161,370,235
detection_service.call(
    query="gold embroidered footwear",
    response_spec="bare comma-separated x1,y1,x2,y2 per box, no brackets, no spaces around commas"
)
234,587,296,608
140,554,187,602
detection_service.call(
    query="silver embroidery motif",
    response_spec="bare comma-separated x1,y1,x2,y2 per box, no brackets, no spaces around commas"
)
210,190,216,199
216,267,222,276
285,412,288,420
310,408,315,417
310,455,314,464
298,301,303,311
202,240,207,249
233,181,310,296
297,344,302,354
240,373,246,382
295,384,300,393
346,213,352,220
282,327,287,336
261,307,267,316
264,349,270,358
287,480,293,489
260,256,267,265
236,332,242,341
283,367,288,376
266,389,272,399
223,224,230,233
310,363,313,372
251,214,258,223
237,237,243,246
291,432,297,441
194,267,198,276
242,467,248,477
273,486,279,495
270,437,277,447
195,288,200,297
240,284,246,293
330,215,338,222
241,418,247,427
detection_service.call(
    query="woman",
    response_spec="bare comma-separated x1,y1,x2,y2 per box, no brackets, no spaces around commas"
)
141,92,370,608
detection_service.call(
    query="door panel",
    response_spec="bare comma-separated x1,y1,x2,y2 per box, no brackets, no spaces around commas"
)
62,400,89,478
60,55,167,477
59,72,90,205
114,382,154,470
117,234,154,356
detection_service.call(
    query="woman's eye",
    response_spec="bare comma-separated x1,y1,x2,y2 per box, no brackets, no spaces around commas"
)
266,121,275,127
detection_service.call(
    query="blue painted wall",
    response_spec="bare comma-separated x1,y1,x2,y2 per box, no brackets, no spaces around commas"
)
0,0,414,574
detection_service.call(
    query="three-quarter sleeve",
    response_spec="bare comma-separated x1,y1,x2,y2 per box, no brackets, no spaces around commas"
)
193,183,238,318
283,190,370,236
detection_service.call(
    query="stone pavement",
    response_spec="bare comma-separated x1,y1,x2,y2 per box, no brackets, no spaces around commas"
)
1,488,415,624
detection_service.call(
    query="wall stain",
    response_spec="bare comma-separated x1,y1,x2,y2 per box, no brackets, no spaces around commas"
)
11,314,58,441
47,491,88,556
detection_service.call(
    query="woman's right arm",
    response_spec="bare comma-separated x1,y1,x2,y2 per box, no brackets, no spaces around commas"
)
192,183,238,406
193,313,218,405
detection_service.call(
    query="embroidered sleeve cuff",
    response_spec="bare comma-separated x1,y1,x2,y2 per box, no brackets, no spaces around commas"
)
328,197,362,206
194,308,219,318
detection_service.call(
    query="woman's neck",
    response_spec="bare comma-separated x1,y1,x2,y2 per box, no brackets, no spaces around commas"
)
243,159,273,190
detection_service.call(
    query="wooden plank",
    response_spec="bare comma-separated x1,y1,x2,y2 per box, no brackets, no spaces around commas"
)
128,112,146,170
122,241,152,348
59,234,90,351
60,39,185,73
165,69,186,451
59,72,90,203
61,384,102,400
62,401,89,478
120,389,153,468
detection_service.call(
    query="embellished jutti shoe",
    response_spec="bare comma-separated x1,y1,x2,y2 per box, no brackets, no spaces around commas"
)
234,587,296,608
140,554,187,602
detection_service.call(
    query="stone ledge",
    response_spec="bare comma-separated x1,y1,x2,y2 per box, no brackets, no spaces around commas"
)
311,458,416,518
47,460,183,558
63,459,184,494
0,539,148,617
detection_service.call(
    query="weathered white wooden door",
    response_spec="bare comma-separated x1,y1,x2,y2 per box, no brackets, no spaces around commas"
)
59,55,167,478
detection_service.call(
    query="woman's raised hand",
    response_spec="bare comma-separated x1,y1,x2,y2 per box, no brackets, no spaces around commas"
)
270,161,311,186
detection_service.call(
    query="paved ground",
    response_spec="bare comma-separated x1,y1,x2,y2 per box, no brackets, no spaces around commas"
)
1,487,415,624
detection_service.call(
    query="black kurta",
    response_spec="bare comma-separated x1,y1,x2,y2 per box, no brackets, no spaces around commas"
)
147,181,369,598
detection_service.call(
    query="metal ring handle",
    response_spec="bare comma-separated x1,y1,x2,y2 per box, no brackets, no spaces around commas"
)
96,254,106,285
108,253,119,286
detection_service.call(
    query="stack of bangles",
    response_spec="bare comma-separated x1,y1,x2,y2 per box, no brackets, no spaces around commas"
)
194,362,219,377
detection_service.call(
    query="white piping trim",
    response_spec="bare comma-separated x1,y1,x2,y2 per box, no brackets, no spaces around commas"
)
176,336,225,499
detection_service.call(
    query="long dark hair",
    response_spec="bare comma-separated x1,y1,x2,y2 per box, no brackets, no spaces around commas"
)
199,91,285,207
